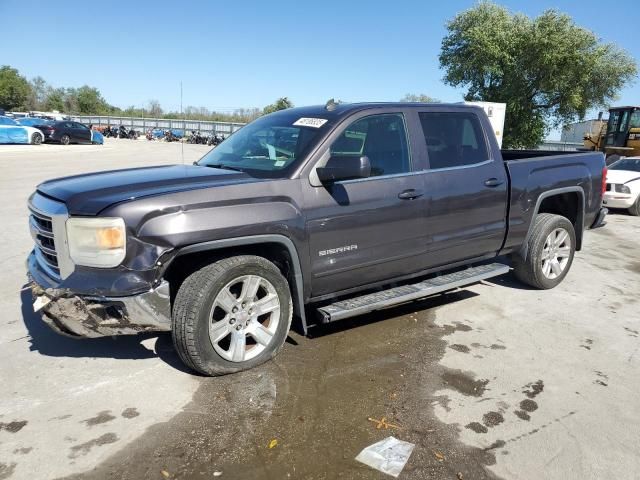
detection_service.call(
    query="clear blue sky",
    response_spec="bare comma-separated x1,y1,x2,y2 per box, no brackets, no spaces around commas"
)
2,0,638,135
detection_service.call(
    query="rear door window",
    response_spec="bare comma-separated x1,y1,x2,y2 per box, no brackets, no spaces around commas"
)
419,112,489,169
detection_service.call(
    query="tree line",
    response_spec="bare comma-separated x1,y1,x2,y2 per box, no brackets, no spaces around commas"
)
0,66,295,124
1,2,636,147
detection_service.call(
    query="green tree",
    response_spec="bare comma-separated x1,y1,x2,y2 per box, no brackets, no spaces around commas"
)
26,76,49,110
0,65,31,111
263,97,293,115
400,93,439,103
439,2,637,148
63,88,79,114
76,85,109,114
44,87,66,112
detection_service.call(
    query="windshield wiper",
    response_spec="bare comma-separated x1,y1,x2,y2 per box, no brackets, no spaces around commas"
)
204,164,245,172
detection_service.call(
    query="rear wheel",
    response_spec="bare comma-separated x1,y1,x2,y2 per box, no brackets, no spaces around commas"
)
60,134,70,145
629,196,640,216
172,255,292,376
31,132,42,145
512,213,576,289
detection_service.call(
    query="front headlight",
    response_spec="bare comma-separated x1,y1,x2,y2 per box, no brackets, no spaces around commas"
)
66,217,126,267
615,184,631,194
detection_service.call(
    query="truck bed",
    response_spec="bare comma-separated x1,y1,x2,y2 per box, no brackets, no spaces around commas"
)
500,150,606,254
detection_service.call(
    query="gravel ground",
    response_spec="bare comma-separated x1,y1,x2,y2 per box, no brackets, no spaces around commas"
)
0,139,638,480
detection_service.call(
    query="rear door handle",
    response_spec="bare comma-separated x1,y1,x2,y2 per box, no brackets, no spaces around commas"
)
484,178,504,187
398,189,424,200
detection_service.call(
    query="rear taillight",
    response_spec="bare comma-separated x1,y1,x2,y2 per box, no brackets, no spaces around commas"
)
601,167,607,198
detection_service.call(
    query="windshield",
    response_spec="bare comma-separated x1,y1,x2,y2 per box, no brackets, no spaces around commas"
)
609,158,640,172
0,116,18,126
197,112,329,178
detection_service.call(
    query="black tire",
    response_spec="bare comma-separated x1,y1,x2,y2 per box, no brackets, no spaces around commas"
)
512,213,576,289
172,255,293,376
629,197,640,216
31,132,42,145
60,134,70,145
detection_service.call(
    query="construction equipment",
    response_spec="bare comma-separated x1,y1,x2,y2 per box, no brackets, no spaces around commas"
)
584,106,640,164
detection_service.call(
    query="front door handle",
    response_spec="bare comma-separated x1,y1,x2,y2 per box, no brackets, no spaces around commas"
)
398,189,424,200
484,178,504,187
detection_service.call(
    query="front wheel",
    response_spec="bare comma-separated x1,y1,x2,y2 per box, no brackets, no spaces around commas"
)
512,213,576,289
629,196,640,216
172,255,293,376
31,132,43,145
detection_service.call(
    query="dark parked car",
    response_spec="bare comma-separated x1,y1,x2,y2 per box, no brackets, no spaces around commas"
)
26,102,607,376
35,121,95,145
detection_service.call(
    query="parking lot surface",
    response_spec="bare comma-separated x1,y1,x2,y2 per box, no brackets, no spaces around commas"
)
0,140,639,479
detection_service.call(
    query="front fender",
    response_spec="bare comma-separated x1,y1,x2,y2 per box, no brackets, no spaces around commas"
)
166,234,308,335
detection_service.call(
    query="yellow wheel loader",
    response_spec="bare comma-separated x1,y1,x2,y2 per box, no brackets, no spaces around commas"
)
584,106,640,164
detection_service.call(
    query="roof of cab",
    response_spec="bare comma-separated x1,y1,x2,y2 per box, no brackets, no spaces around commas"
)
267,102,476,120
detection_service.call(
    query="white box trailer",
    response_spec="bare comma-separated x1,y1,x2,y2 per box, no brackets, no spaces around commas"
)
465,101,507,148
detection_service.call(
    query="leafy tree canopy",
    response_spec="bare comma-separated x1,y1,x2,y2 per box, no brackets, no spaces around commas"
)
0,65,30,111
44,88,65,112
75,86,110,115
439,2,637,148
263,97,294,115
400,93,439,103
0,65,271,123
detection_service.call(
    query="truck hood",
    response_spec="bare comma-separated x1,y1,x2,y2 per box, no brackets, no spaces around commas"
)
37,165,258,215
606,169,640,185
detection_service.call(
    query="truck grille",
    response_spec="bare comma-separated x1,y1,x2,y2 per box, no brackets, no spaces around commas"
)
28,193,72,280
29,208,60,277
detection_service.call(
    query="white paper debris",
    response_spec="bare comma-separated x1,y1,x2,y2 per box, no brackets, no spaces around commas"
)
33,295,51,312
355,436,415,477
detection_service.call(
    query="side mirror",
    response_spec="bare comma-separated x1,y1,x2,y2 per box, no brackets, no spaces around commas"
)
316,155,371,183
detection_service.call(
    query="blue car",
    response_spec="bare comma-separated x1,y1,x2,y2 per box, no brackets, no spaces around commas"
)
16,117,53,127
0,116,45,144
91,130,104,144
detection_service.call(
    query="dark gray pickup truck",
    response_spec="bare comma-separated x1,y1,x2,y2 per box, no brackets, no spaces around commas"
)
27,102,607,375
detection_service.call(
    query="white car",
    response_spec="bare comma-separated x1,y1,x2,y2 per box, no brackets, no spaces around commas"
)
603,157,640,216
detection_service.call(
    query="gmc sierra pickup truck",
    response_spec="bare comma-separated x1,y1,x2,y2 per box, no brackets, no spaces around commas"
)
27,102,607,375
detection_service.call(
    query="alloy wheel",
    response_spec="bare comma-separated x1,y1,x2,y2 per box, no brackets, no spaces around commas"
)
208,275,281,362
540,228,571,279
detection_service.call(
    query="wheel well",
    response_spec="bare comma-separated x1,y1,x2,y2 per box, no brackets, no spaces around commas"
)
163,242,298,308
537,192,583,249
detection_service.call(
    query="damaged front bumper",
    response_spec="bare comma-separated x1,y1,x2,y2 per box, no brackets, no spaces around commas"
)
27,252,171,338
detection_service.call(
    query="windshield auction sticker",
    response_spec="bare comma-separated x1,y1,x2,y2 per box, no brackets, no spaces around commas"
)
293,118,328,128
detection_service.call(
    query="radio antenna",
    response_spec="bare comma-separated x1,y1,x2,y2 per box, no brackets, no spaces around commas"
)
180,81,184,164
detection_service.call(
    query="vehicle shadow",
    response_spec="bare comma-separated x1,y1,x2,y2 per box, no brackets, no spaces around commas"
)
605,207,633,216
21,281,491,370
307,288,479,339
482,272,537,291
19,287,196,374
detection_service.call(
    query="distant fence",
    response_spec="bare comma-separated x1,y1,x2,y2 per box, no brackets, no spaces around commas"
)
70,115,246,135
536,140,584,151
70,116,584,151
